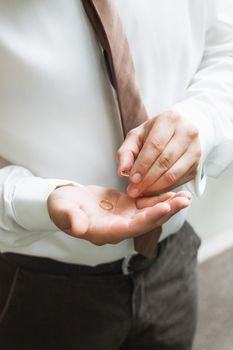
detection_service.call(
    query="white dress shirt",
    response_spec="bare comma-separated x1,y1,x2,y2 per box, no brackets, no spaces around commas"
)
0,0,233,265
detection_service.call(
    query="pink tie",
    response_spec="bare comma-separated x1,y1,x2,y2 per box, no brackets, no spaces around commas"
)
82,0,161,257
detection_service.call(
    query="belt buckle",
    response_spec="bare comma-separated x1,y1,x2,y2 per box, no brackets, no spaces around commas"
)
122,253,137,275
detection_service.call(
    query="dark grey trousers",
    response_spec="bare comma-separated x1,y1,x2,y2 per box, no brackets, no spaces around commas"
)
0,221,201,350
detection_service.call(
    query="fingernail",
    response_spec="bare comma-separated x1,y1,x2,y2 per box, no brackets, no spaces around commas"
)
131,173,142,184
164,203,171,211
183,193,192,200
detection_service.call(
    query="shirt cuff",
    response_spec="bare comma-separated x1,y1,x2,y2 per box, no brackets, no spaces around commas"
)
11,177,78,232
184,162,207,197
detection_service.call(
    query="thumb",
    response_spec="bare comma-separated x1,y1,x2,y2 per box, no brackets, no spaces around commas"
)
67,207,89,237
50,200,89,237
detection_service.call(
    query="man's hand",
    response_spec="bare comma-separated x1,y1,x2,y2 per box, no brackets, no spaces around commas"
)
47,185,191,246
117,111,201,197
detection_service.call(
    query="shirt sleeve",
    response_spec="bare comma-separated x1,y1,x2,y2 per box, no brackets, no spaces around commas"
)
0,164,77,233
172,0,233,194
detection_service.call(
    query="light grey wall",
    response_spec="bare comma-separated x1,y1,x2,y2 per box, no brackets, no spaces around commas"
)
187,163,233,241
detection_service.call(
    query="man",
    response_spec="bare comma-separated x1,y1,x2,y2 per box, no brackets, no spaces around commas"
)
0,1,233,349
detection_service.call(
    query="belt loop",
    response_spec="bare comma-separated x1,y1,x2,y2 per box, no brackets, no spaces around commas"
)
122,252,137,275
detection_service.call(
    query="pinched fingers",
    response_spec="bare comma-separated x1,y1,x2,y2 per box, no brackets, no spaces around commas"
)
128,125,201,196
136,190,192,209
136,192,175,209
128,128,192,195
128,116,175,186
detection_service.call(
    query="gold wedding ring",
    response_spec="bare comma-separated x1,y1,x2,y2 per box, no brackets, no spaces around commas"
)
121,170,130,177
99,199,114,211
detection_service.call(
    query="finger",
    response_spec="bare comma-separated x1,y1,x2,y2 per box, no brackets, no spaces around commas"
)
159,174,196,194
127,202,171,237
117,150,135,177
83,194,189,245
128,129,190,195
132,195,191,236
87,194,192,245
96,202,172,243
116,126,144,176
142,149,199,194
128,117,174,187
136,192,175,209
173,191,192,200
155,196,191,226
167,196,191,211
138,190,192,202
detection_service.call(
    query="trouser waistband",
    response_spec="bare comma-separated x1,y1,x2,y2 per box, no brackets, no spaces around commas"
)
1,223,192,277
1,247,160,276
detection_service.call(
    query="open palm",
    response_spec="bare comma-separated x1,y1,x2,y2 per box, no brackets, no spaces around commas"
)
47,185,191,245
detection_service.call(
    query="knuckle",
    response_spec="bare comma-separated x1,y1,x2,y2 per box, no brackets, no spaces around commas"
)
116,149,123,160
186,126,199,139
167,111,181,124
188,147,201,162
126,128,137,138
126,129,134,138
149,138,164,153
131,145,140,157
116,149,121,158
164,171,177,186
138,159,152,173
157,153,172,170
194,148,202,159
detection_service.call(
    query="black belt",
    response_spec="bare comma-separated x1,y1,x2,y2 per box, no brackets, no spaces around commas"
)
3,248,160,277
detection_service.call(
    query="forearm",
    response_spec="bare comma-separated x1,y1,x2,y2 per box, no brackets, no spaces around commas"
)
0,164,76,233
